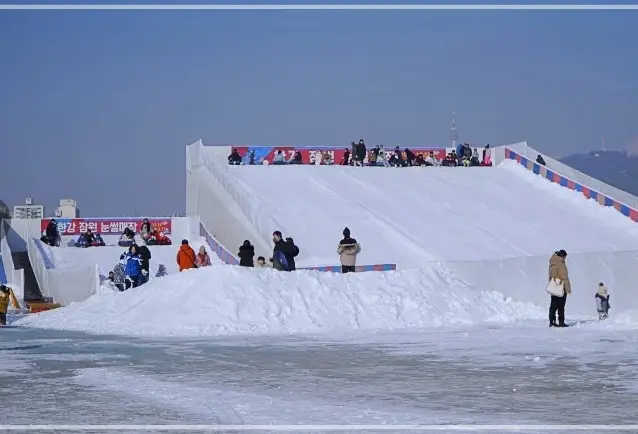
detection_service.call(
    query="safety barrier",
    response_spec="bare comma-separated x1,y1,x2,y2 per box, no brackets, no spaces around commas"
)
504,148,638,222
301,264,397,272
200,222,239,265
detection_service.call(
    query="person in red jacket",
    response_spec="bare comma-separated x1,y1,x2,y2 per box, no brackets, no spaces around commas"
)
176,239,197,272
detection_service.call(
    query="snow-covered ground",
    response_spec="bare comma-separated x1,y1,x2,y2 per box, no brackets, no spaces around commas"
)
7,157,638,428
2,324,638,429
222,159,638,267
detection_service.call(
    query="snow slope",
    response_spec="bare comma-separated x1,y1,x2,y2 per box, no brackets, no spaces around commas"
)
50,237,213,279
17,264,543,337
219,160,638,268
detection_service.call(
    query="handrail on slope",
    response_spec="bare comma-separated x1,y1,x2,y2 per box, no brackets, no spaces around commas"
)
503,147,638,222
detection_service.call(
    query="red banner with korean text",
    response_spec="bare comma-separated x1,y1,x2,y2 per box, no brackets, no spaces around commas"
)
40,218,172,236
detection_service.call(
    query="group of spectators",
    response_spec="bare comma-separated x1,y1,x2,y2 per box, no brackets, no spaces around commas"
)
227,140,494,167
236,227,361,274
107,231,212,292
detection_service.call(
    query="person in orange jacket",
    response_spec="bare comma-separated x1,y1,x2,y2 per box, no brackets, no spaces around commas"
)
176,239,197,272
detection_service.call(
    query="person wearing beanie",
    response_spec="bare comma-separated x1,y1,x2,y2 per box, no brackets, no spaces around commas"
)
270,230,299,271
595,282,611,321
548,249,571,327
238,240,255,267
337,227,361,273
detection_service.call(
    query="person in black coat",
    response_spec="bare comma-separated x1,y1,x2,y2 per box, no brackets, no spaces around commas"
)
45,219,60,247
270,231,299,271
238,240,255,267
137,243,152,284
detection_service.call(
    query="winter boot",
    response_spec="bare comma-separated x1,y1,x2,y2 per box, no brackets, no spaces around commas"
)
557,322,570,328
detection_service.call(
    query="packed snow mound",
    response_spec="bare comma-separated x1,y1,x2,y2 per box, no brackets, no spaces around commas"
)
17,265,543,337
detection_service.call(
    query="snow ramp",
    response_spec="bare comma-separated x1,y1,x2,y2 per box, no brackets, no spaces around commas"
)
187,141,638,316
16,265,542,337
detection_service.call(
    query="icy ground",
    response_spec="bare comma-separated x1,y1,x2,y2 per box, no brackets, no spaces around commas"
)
2,324,638,433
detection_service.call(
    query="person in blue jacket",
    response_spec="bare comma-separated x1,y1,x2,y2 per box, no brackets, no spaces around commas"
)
123,244,143,289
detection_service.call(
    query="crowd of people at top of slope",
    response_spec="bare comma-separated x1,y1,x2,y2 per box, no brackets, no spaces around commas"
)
40,218,173,249
547,249,611,327
228,141,494,167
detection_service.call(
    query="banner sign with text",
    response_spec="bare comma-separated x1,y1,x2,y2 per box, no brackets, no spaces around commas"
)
41,218,172,236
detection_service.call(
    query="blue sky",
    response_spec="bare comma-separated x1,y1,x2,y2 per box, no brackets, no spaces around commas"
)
1,5,636,216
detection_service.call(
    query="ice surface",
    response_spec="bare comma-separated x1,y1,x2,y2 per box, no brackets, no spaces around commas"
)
16,264,543,337
2,325,638,428
220,160,638,268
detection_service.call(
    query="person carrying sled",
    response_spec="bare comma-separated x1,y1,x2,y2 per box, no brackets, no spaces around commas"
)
548,250,571,327
337,227,361,273
595,282,611,320
238,240,255,267
270,231,299,271
176,239,197,272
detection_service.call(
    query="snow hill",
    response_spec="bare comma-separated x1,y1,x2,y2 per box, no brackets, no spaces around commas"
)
16,264,543,337
213,159,638,268
18,146,638,336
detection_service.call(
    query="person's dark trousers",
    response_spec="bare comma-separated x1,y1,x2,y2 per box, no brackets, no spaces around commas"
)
116,283,125,292
549,294,567,325
341,265,356,274
0,312,6,325
140,271,149,285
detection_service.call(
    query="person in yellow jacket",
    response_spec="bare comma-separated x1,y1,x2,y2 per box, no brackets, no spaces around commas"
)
548,250,571,327
0,285,10,325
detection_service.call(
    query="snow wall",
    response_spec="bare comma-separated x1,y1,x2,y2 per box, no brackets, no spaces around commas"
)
186,139,638,316
2,217,205,306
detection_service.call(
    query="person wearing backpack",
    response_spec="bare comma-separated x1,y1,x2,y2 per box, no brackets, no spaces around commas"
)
270,231,299,271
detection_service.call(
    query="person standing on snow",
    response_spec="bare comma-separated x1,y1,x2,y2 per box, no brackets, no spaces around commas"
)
238,240,255,267
176,239,197,271
136,236,152,285
270,231,299,271
595,282,611,321
337,227,361,273
548,249,571,327
124,244,143,289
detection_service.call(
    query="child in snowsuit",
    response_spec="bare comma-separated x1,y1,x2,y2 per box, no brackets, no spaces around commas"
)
0,285,11,325
595,282,611,320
